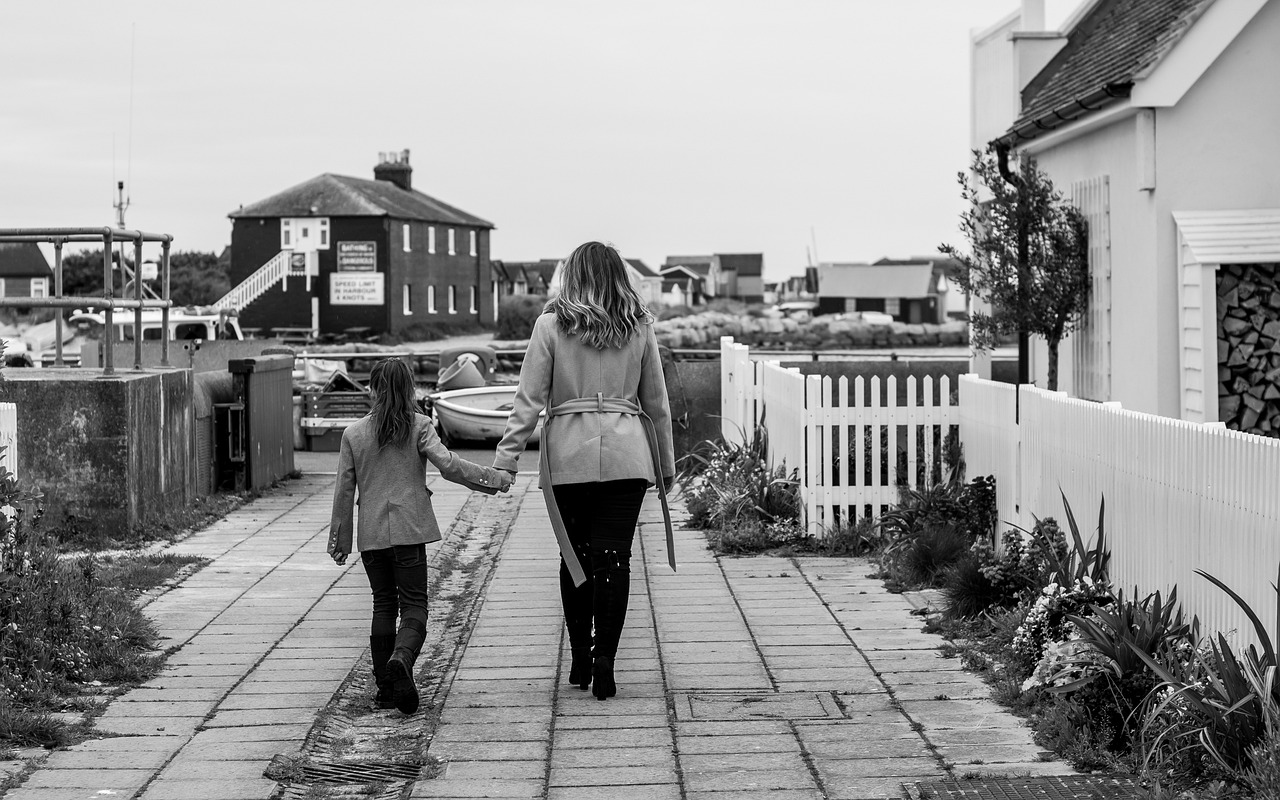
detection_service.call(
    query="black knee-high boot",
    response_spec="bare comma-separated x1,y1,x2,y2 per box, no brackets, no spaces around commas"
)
388,617,426,714
560,544,594,690
370,635,397,709
591,548,630,700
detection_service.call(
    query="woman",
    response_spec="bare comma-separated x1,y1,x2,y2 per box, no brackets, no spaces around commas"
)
494,241,675,701
329,358,511,714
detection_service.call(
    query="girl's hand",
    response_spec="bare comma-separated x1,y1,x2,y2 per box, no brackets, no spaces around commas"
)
329,546,349,566
495,470,515,493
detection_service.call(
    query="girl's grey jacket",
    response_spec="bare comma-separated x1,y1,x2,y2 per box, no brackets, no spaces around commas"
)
494,314,675,485
330,413,502,553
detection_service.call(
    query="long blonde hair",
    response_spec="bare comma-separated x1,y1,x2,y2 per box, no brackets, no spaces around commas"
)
546,241,653,350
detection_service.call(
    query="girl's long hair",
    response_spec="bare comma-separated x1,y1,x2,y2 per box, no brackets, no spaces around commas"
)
546,241,653,350
368,358,416,449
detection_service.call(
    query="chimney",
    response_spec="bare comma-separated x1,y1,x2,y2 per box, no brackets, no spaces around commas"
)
1020,0,1045,30
374,149,412,192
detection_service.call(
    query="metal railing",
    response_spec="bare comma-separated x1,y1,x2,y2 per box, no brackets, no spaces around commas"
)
0,227,173,375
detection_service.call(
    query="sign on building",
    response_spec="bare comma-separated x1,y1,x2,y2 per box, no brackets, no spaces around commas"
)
330,273,385,306
337,241,377,272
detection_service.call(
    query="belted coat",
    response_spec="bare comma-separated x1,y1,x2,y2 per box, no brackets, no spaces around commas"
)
494,313,675,485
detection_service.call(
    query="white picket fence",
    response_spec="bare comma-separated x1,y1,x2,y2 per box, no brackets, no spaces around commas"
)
0,403,15,479
720,337,957,536
722,338,1280,642
960,375,1280,648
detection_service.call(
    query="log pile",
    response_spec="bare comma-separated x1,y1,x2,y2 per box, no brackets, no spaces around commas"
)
1217,263,1280,436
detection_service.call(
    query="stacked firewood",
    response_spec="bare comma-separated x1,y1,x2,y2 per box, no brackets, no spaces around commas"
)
1218,263,1280,436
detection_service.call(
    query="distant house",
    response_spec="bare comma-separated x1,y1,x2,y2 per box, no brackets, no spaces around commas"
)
0,243,52,299
660,264,706,307
662,253,765,301
624,259,663,307
226,150,495,337
815,258,952,323
717,254,765,302
973,0,1280,431
664,255,721,299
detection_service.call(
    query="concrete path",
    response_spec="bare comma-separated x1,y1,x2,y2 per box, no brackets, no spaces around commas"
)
4,472,1075,800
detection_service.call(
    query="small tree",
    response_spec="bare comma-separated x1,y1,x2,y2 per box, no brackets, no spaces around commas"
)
940,149,1090,391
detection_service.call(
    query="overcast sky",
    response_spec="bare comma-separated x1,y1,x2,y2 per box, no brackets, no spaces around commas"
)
2,1,1080,280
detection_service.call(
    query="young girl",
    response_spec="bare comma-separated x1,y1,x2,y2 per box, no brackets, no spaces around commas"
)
328,358,512,714
494,241,675,701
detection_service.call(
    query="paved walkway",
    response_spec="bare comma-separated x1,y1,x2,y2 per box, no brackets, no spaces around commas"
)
4,472,1075,800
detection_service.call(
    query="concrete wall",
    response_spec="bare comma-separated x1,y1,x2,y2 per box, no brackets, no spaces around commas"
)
0,369,195,535
80,339,298,373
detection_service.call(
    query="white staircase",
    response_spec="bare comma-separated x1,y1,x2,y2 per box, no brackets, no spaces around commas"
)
213,251,290,312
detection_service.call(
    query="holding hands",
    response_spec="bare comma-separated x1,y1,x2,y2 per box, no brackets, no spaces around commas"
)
495,469,516,493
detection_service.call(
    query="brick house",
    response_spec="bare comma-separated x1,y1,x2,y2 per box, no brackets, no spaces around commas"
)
226,151,495,337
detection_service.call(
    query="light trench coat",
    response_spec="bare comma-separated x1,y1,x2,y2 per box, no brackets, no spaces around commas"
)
494,314,675,485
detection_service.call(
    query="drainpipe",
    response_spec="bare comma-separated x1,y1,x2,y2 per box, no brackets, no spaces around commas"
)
994,141,1031,392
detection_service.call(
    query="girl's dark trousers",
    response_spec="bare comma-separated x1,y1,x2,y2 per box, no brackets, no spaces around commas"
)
552,479,648,663
362,543,429,706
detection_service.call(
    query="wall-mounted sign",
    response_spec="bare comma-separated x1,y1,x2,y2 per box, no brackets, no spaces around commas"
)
330,273,385,306
289,251,307,275
337,241,377,272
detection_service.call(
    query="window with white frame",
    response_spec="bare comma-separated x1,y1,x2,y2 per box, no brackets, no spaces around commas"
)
31,278,48,298
319,219,329,247
427,285,437,313
282,220,292,248
448,285,456,314
469,230,477,256
469,285,477,313
428,226,436,254
448,229,456,255
403,223,411,252
403,284,412,315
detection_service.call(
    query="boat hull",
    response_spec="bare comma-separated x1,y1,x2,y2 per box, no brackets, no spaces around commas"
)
431,386,543,445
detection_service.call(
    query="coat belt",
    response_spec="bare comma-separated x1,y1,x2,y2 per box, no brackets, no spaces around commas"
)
540,394,675,587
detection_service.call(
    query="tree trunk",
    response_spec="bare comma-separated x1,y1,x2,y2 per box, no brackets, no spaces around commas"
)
1047,337,1059,392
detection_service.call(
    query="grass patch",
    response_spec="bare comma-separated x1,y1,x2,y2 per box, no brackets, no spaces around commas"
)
93,552,209,593
50,490,250,552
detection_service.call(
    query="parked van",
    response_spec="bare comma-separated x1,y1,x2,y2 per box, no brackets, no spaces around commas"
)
68,306,244,342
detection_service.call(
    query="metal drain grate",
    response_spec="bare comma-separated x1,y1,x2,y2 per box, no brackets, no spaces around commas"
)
675,691,845,721
909,775,1140,799
302,759,422,784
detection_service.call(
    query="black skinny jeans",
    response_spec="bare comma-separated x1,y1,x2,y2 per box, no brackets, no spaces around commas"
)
361,543,429,648
553,479,648,660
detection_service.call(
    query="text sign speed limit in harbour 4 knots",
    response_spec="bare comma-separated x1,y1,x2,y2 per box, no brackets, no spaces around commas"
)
330,273,385,306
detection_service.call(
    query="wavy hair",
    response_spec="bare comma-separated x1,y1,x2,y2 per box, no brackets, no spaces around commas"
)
368,358,416,449
546,241,653,350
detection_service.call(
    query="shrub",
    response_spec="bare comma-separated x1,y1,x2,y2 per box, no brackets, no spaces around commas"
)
1242,731,1280,799
681,427,800,533
942,554,1005,619
1136,565,1280,787
876,475,997,592
1038,588,1199,752
496,295,547,340
707,518,806,555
